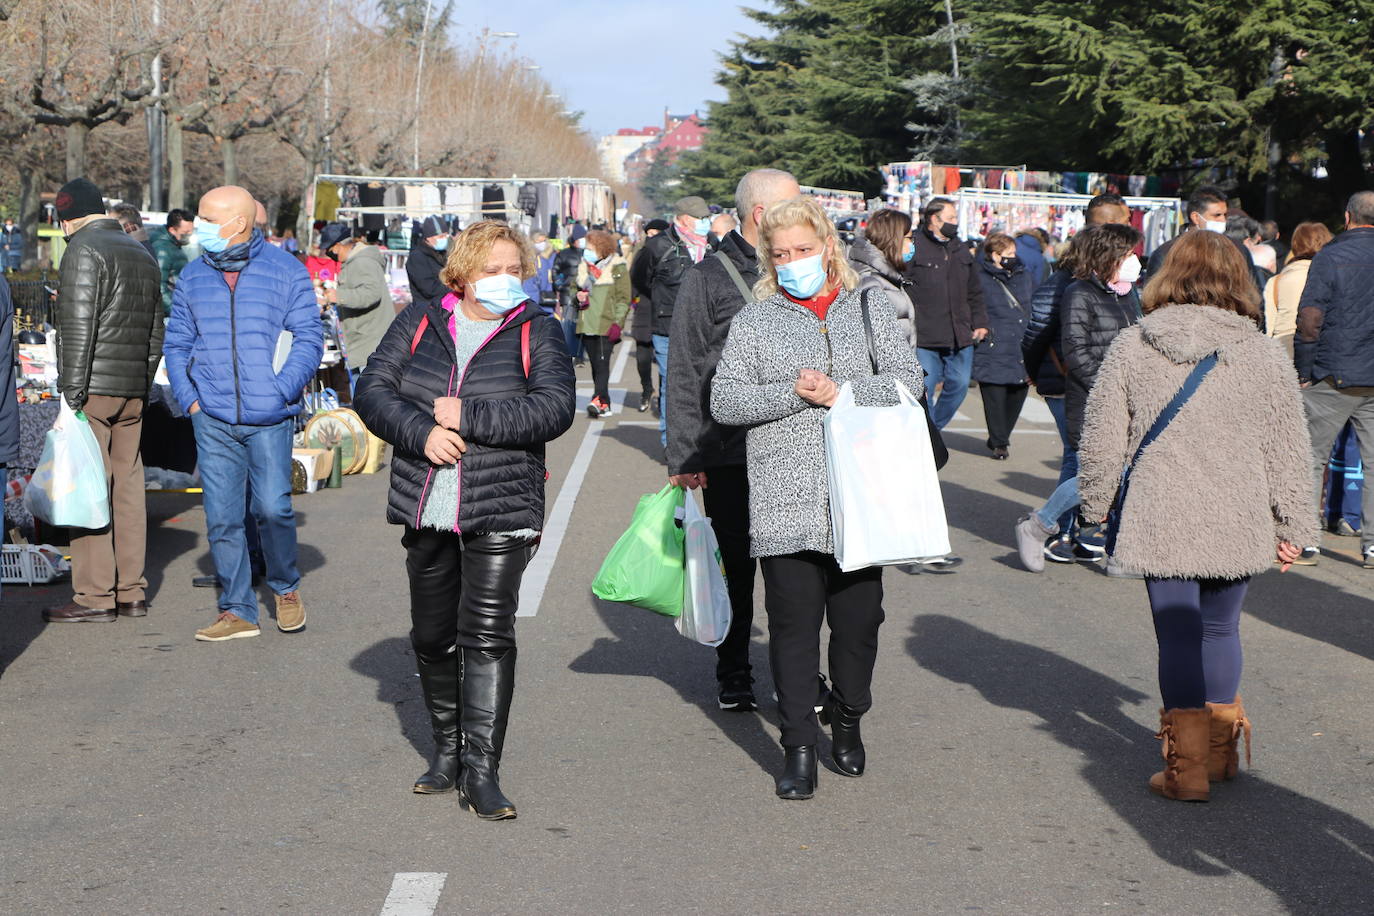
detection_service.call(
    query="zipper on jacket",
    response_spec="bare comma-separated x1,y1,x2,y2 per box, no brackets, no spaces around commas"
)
818,320,833,375
217,270,244,424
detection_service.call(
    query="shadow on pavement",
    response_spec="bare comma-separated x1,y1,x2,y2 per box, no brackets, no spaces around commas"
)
940,479,1034,546
351,636,428,761
600,425,667,467
907,614,1374,913
998,470,1059,503
568,592,780,776
1243,568,1374,663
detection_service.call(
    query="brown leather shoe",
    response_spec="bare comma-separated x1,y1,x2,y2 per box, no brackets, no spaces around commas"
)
275,591,306,632
116,600,149,618
43,602,116,623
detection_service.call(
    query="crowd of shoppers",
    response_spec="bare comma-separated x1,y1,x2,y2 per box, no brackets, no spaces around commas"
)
19,163,1373,818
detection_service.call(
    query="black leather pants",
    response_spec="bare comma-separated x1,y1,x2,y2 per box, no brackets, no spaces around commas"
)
403,528,537,663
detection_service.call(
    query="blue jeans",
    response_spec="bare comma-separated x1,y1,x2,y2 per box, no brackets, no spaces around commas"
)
192,412,301,624
561,312,583,361
1043,396,1079,532
652,333,670,448
916,346,974,430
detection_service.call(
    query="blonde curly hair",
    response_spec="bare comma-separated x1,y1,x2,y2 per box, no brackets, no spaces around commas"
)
439,220,536,290
753,197,858,300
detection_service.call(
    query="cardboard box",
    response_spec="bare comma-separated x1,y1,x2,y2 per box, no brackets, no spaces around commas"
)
291,448,336,493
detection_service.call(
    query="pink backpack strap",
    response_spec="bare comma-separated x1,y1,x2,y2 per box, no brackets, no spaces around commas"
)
522,321,531,378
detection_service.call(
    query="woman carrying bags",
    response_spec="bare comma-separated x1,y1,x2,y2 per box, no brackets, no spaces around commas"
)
354,221,576,821
576,229,631,418
711,198,924,801
1078,230,1316,803
973,232,1036,459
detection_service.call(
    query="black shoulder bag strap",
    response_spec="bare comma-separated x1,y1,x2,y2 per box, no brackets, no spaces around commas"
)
1105,351,1219,554
714,250,754,304
859,288,949,471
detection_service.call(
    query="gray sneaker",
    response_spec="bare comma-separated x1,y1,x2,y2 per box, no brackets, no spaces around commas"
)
1105,555,1145,579
1015,514,1055,573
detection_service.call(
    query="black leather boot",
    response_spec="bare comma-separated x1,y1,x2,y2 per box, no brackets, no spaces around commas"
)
413,652,462,794
776,745,818,800
820,698,865,777
458,648,518,820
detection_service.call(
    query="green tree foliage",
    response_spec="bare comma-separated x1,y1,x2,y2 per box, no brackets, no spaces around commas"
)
676,0,945,201
377,0,454,48
640,154,684,217
961,0,1374,180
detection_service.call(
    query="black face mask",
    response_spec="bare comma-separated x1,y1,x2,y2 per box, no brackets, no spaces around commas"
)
939,221,959,240
1000,256,1023,271
326,248,340,261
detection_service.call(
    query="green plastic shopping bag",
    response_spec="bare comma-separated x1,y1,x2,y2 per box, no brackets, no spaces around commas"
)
591,485,686,617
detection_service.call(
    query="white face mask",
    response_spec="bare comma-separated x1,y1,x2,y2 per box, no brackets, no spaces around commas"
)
1203,219,1226,234
1116,254,1142,284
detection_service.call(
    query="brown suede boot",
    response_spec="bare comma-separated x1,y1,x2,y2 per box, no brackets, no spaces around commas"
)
1148,708,1211,802
1205,696,1252,782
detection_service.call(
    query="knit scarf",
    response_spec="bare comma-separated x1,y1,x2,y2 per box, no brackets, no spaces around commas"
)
202,228,264,273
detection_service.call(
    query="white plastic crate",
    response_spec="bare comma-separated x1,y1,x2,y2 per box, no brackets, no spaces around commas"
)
1,545,70,585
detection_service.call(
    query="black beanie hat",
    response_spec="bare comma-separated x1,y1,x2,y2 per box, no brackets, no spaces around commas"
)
55,178,106,221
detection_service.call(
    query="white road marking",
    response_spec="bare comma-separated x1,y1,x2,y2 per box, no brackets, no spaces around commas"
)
519,421,604,617
1019,396,1056,425
944,426,1060,436
575,387,628,415
380,873,446,916
610,338,632,384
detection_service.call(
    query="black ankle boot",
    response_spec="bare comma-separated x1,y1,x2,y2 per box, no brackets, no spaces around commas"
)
413,652,461,794
820,698,865,777
776,746,818,800
458,648,518,820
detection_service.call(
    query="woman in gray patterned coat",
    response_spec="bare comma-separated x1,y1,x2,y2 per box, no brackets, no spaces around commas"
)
711,198,924,800
1078,230,1316,804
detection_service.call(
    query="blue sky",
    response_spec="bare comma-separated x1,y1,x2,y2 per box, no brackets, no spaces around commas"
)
464,0,761,137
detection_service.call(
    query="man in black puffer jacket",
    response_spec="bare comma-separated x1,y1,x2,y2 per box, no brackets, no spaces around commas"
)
46,177,163,625
904,197,988,429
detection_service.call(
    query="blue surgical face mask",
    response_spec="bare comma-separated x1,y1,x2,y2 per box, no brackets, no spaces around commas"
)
472,274,528,316
902,242,915,263
583,248,599,264
432,236,449,251
692,217,712,236
776,253,828,299
194,216,232,254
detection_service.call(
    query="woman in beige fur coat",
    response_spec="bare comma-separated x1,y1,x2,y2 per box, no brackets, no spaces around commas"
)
1079,230,1317,804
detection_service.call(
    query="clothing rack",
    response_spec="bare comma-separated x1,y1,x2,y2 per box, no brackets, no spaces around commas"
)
954,187,1184,254
308,173,615,241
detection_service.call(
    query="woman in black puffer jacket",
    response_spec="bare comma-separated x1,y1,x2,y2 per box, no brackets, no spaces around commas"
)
972,232,1036,459
355,221,575,821
1060,222,1143,452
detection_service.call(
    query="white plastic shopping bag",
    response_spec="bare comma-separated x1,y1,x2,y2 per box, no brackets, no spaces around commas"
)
24,400,112,529
824,380,950,571
676,491,733,647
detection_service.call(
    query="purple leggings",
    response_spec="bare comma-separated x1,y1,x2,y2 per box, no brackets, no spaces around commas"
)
1145,577,1250,709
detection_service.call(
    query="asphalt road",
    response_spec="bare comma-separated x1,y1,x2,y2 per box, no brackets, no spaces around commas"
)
3,346,1373,915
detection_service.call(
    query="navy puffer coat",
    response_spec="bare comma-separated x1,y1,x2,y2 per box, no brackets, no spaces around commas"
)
972,257,1034,385
354,299,576,533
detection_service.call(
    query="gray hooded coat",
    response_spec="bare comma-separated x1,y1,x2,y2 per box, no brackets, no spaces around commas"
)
710,285,924,558
1078,305,1317,580
847,235,917,348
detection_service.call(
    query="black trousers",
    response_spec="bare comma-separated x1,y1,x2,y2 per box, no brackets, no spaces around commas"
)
635,341,656,398
760,552,884,747
980,382,1029,449
701,465,756,682
582,334,613,403
404,527,535,663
